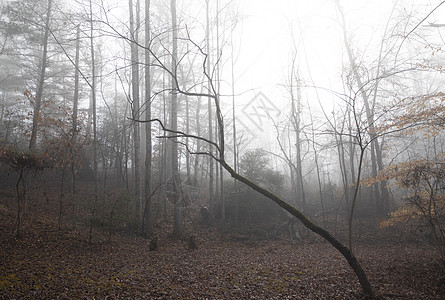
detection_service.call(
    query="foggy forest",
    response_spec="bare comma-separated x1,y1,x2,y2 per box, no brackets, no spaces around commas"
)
1,0,445,298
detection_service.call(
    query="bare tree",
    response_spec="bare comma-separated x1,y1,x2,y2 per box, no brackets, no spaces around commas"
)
171,0,181,236
129,0,142,224
139,58,374,300
205,0,215,223
144,0,153,236
288,58,306,213
88,0,98,244
29,0,53,150
98,5,376,295
230,36,239,226
71,24,80,193
336,0,390,215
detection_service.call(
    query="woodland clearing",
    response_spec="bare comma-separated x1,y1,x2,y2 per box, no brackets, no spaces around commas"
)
0,196,443,300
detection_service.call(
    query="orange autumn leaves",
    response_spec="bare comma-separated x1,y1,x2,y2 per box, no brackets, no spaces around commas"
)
363,155,445,228
376,92,445,138
364,92,445,227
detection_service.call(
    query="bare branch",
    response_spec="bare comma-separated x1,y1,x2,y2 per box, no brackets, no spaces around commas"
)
131,118,221,154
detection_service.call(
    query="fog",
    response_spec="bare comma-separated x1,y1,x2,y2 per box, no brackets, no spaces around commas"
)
1,0,445,298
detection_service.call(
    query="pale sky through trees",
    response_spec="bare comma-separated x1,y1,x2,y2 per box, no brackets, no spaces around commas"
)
232,0,434,101
218,0,445,152
1,2,445,297
83,0,445,114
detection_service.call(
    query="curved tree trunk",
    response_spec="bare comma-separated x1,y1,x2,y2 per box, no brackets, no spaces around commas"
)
218,159,374,297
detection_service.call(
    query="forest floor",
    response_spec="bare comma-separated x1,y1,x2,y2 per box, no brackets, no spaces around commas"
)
0,199,444,299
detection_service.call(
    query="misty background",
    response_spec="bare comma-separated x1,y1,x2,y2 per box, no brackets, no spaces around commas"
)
0,0,444,249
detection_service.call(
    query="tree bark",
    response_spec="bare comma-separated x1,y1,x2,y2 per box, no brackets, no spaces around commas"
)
230,39,238,226
216,0,225,221
88,0,98,244
206,0,214,222
129,0,142,225
71,24,80,194
72,25,80,143
336,1,389,215
308,104,326,226
218,158,374,297
144,0,153,236
29,0,52,150
291,72,305,213
193,97,201,187
171,0,181,236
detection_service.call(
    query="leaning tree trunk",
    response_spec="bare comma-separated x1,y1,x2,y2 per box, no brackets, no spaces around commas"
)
139,92,376,298
218,159,374,297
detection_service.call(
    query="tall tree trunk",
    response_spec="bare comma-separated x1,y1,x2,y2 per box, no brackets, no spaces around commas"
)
171,0,181,236
161,69,168,221
144,0,153,236
113,71,123,185
71,24,80,194
88,0,98,244
205,0,214,223
230,39,238,226
129,0,142,224
336,1,389,215
287,128,297,205
295,77,305,213
72,25,80,144
349,145,366,253
307,104,326,226
335,124,351,220
186,94,191,184
215,0,225,221
193,97,201,187
347,107,356,188
290,64,305,212
215,121,219,217
178,65,192,186
29,0,52,150
369,4,395,216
